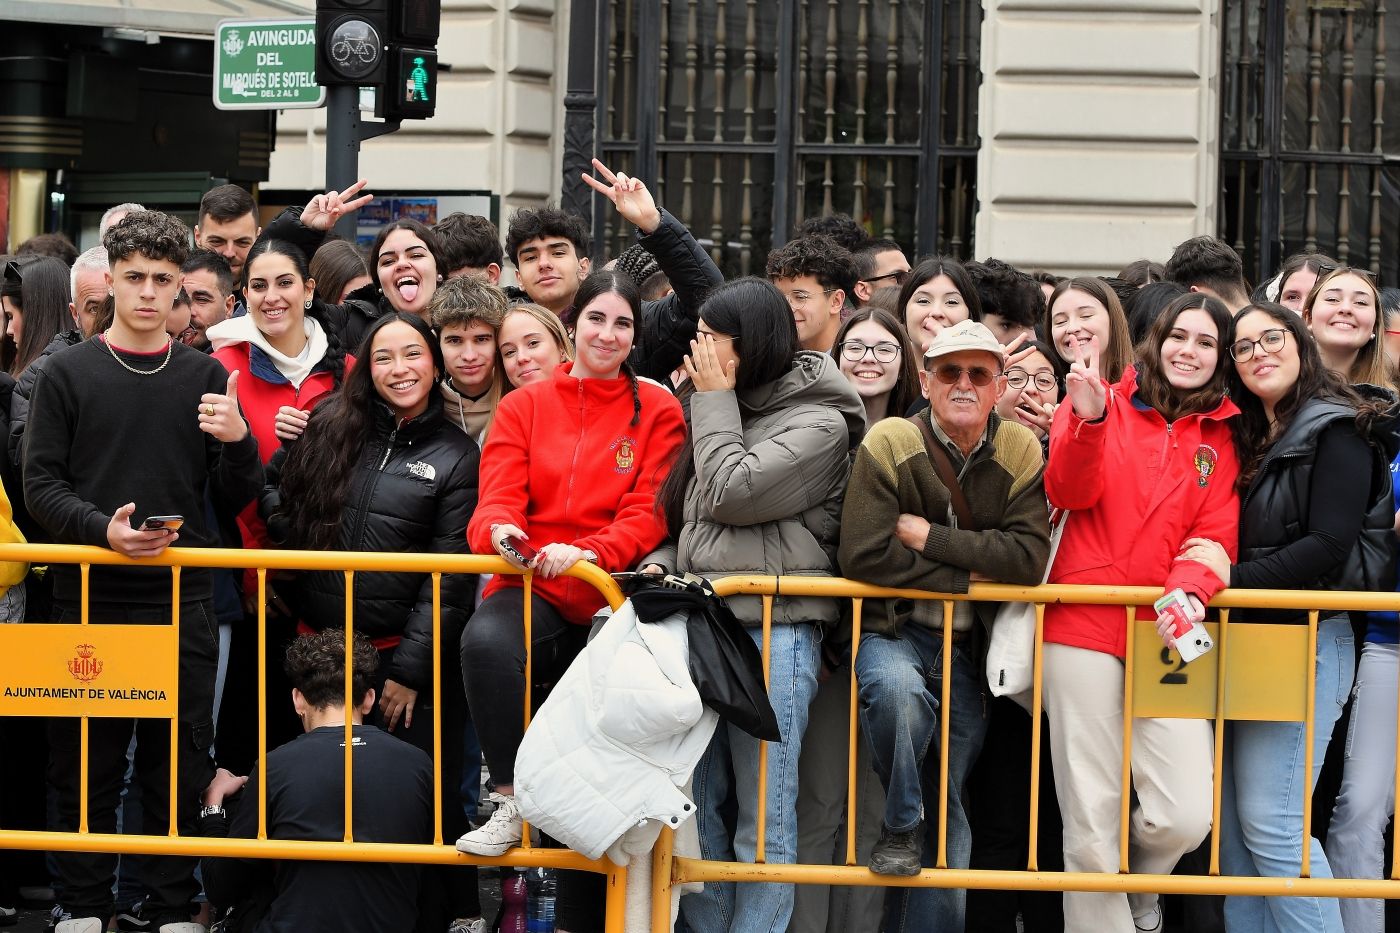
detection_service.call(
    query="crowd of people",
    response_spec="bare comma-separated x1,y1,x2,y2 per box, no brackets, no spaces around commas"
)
0,160,1397,933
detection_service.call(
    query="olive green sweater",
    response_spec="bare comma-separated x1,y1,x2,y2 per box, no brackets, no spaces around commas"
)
837,409,1050,637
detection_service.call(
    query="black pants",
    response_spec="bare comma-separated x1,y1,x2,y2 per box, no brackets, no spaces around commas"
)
370,632,481,927
461,587,601,931
47,599,218,924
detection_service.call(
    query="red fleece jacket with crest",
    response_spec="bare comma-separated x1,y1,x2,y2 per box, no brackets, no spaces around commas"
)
468,362,685,623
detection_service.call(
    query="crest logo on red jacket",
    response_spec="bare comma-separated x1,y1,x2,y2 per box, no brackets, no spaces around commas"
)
610,436,637,474
1194,444,1218,488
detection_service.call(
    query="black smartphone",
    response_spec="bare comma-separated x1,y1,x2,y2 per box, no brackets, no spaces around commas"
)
501,535,539,565
141,515,184,532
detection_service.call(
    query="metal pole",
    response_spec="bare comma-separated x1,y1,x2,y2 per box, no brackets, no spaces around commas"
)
562,0,600,246
325,84,361,240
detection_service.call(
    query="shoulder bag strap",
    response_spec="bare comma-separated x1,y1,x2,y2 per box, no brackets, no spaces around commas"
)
907,414,975,531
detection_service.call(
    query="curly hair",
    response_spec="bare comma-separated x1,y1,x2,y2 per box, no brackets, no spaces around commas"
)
965,258,1044,330
103,210,191,268
284,628,379,709
505,205,590,268
796,213,870,253
765,234,857,301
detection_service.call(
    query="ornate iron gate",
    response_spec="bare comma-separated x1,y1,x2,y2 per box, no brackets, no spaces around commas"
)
1221,0,1400,287
562,0,981,277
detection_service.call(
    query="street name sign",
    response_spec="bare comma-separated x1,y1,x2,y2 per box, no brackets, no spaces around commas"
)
214,18,326,111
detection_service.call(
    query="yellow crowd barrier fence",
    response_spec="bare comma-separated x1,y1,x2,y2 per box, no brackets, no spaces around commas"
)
649,575,1400,931
0,543,630,931
8,545,1400,932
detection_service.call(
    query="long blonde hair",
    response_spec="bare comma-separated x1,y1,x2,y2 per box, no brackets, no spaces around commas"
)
1303,266,1395,391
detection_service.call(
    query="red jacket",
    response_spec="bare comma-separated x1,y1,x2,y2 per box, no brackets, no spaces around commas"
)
212,343,350,551
1043,368,1241,658
468,363,685,623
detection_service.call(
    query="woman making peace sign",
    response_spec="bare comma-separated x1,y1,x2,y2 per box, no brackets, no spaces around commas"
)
1040,293,1242,933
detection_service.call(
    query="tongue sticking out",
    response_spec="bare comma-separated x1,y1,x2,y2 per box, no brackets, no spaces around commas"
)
398,282,420,304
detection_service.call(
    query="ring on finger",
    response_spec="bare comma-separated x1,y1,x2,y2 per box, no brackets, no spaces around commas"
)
204,405,215,416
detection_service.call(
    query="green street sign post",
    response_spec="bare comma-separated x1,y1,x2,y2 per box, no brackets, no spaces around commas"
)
214,19,326,111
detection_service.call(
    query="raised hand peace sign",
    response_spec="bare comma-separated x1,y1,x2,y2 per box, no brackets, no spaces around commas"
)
301,180,374,232
1064,335,1107,421
581,158,663,235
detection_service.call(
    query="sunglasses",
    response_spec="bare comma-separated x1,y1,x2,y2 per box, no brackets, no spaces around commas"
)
932,364,999,387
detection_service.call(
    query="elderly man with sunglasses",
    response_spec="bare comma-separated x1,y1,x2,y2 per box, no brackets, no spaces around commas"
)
837,319,1050,933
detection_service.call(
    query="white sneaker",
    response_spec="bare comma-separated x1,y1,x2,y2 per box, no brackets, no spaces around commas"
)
156,923,207,933
1133,904,1163,933
455,792,523,856
53,920,104,933
447,919,487,933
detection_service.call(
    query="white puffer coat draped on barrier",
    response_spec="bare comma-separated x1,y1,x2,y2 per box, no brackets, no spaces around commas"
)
514,600,719,862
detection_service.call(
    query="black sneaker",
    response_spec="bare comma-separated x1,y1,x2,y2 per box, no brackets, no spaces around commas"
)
868,825,922,876
0,905,17,928
115,902,152,932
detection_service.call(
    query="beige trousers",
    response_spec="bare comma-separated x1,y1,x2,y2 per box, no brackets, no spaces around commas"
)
1042,642,1213,933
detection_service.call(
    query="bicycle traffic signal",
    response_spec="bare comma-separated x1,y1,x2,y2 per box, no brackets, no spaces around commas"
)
315,0,388,86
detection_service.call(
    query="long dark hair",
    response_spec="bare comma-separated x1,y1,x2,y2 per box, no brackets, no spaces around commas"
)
657,278,799,534
1133,293,1233,422
243,239,347,389
1228,301,1389,489
571,269,643,425
276,312,443,550
4,256,71,377
896,256,982,328
309,238,370,305
830,305,920,417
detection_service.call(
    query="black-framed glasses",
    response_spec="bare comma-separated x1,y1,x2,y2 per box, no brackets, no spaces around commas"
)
933,363,998,387
861,269,909,288
1229,327,1288,363
839,340,900,363
1005,369,1058,392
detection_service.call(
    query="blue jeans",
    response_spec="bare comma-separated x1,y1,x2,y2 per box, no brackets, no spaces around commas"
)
854,626,988,933
681,623,820,933
1220,616,1354,933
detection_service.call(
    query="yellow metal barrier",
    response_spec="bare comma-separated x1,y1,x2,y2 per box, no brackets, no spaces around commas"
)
650,576,1400,931
0,544,629,930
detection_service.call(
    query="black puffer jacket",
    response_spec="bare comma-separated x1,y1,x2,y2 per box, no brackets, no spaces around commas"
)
1236,395,1398,623
263,392,480,688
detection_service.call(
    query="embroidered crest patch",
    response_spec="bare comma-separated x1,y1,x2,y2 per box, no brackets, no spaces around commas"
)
610,435,637,474
1193,444,1217,488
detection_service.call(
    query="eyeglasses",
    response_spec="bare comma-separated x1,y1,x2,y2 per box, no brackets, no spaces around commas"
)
932,364,999,387
780,287,837,307
839,340,901,363
861,269,909,288
1229,327,1288,363
1005,369,1058,392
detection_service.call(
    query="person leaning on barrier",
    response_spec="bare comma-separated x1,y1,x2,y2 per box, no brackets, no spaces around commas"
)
836,319,1050,932
23,210,264,933
1042,294,1240,933
200,628,434,933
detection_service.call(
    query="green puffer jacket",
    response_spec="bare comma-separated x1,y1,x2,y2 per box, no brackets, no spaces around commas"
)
644,351,865,626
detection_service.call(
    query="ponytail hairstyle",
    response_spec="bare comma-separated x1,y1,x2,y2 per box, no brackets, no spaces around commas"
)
243,238,347,389
275,312,441,550
1228,301,1391,489
1133,292,1233,422
657,278,800,533
572,269,643,425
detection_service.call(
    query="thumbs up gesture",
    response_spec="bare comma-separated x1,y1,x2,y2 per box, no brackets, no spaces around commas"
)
198,370,249,443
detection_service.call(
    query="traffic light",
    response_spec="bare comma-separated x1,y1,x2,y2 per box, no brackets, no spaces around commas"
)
378,0,441,120
316,0,388,86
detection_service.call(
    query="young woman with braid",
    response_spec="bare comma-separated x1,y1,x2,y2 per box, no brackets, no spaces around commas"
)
457,269,685,930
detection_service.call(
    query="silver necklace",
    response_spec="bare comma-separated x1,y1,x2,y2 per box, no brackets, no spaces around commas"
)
103,330,172,375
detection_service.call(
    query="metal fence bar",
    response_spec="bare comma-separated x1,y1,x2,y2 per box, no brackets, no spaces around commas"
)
432,571,443,845
1210,608,1229,876
756,593,773,864
257,567,268,840
936,598,953,868
1302,608,1319,877
343,569,355,843
168,566,181,837
1118,603,1135,874
845,596,864,867
1026,601,1045,872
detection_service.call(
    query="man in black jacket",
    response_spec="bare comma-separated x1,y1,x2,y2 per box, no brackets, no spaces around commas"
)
25,210,264,933
200,629,434,933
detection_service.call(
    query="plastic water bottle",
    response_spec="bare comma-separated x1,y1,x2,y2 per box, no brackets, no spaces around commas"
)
500,868,528,933
526,867,556,932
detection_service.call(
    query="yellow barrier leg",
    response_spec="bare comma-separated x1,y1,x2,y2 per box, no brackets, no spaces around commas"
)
756,593,773,864
1302,610,1318,878
257,568,268,840
344,570,355,843
432,572,443,846
603,863,628,933
1210,610,1228,876
652,825,676,932
168,567,181,837
846,597,863,867
937,600,953,869
1120,605,1136,874
1027,603,1045,872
